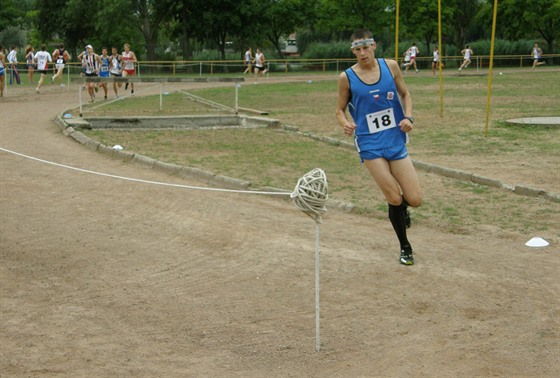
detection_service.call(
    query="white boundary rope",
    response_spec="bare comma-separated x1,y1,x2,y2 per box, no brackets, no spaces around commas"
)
0,147,289,196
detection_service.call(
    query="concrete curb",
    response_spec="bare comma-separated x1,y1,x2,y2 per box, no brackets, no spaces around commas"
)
55,109,559,208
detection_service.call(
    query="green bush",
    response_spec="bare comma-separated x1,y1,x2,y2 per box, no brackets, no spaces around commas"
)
468,39,536,56
192,50,240,61
302,41,354,60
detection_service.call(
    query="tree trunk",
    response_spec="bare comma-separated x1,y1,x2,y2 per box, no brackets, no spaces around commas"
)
218,30,229,73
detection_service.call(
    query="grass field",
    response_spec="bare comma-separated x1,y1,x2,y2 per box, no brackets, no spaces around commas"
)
81,67,560,240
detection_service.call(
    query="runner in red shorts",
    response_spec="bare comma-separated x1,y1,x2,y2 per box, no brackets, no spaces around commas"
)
121,43,137,95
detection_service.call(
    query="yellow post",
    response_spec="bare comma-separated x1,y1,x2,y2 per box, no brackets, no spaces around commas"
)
438,0,444,117
484,0,499,136
395,0,400,62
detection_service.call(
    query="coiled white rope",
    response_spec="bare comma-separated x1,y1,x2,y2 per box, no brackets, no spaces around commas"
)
290,168,328,224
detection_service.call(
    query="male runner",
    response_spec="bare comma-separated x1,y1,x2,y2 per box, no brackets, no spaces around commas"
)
34,44,53,93
52,43,71,86
336,29,422,265
109,47,123,97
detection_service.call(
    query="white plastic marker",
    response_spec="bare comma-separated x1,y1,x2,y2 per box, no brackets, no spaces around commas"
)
525,237,549,248
291,168,328,352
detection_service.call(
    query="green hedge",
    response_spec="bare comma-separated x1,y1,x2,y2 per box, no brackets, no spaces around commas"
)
302,41,354,60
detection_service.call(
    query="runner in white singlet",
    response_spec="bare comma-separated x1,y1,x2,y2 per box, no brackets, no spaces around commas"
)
34,44,53,93
110,47,123,97
459,45,473,71
531,43,545,71
121,43,137,95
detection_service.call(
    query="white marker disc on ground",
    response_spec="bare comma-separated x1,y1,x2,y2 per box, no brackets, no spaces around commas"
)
525,237,550,247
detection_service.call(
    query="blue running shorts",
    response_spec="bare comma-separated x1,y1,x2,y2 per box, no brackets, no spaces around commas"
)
359,144,409,162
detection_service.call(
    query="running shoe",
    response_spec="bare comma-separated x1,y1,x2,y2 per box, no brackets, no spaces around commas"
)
125,82,129,90
400,248,414,265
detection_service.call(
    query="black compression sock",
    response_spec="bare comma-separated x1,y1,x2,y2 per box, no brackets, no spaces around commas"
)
388,203,411,250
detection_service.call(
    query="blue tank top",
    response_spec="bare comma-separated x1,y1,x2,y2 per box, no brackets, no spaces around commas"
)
99,55,110,77
346,59,407,152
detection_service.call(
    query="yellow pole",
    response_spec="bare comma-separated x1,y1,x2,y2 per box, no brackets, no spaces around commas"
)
438,0,443,117
395,0,400,62
484,0,499,136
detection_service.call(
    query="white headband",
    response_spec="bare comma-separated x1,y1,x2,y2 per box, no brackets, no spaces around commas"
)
351,38,375,48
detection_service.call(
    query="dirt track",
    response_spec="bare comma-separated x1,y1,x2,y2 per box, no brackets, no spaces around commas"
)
1,82,558,377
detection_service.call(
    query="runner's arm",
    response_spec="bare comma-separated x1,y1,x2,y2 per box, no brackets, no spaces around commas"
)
336,71,356,136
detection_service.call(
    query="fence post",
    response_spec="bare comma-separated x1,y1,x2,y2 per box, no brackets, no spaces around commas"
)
78,83,83,117
159,82,163,111
235,83,239,115
199,61,202,77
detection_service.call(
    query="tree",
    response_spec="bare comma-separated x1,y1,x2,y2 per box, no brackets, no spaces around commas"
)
446,0,483,49
490,0,560,53
180,0,256,66
399,0,454,53
0,0,33,48
0,0,34,30
257,0,317,59
63,0,101,55
134,0,175,62
96,0,145,55
34,0,67,42
173,0,196,60
315,0,393,38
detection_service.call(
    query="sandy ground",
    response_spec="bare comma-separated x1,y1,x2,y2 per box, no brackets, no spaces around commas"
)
1,80,558,377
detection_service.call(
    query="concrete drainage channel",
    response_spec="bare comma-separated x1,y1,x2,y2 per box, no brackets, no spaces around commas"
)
83,114,280,131
55,112,559,206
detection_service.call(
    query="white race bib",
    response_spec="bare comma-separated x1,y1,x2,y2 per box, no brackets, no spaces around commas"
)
366,108,397,134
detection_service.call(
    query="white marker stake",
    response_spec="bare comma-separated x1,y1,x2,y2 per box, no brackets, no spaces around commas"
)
315,222,321,352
